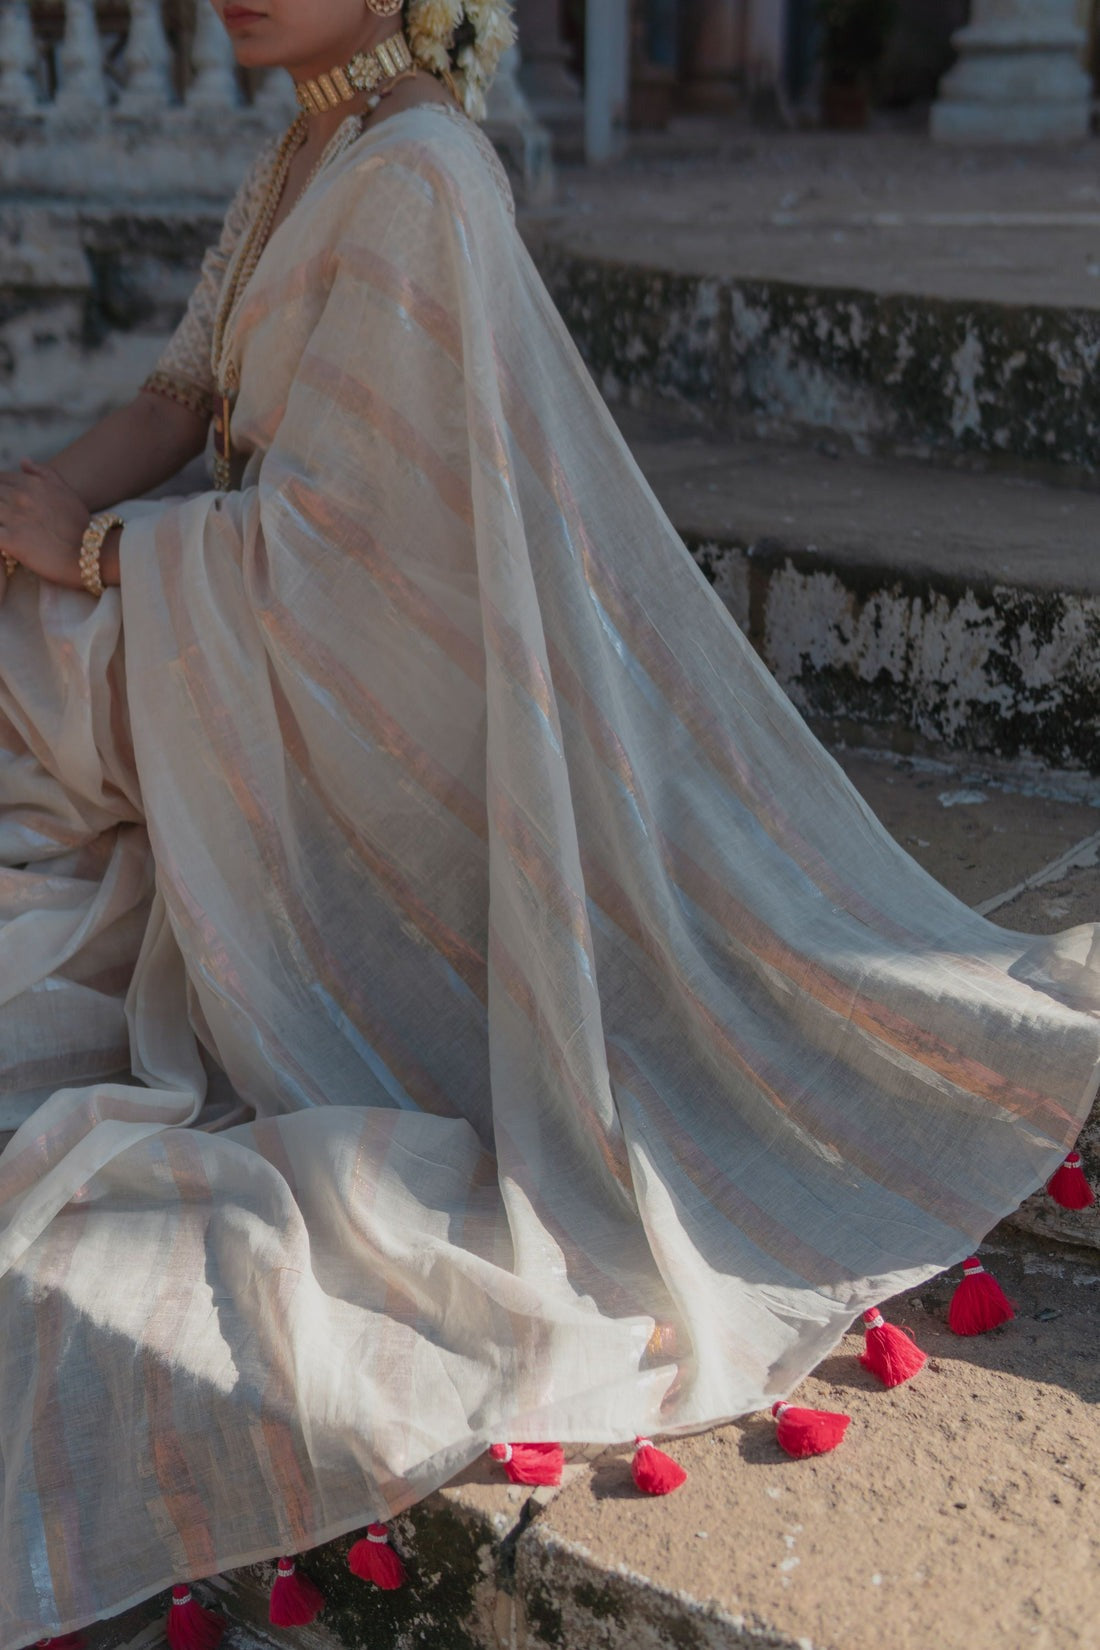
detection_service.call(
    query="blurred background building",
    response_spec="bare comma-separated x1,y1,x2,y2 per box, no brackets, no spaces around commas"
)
519,0,1099,158
0,1,1097,182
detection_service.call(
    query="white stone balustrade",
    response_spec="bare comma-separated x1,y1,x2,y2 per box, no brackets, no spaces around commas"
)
188,0,243,110
0,0,551,201
54,0,111,114
118,0,175,114
0,0,280,198
0,0,38,111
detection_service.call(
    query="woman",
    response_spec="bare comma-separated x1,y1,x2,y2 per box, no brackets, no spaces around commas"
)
0,2,1096,1643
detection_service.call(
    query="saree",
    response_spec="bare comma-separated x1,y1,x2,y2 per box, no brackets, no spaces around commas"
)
1,104,1098,1645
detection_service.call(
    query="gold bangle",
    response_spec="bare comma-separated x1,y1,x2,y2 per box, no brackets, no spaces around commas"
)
2,554,16,580
79,512,124,598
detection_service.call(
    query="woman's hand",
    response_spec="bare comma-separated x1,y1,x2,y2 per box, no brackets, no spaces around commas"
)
0,458,90,589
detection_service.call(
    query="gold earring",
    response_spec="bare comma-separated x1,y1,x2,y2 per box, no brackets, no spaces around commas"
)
365,0,404,15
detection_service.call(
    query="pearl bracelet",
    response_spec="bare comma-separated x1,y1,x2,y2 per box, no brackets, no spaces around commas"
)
79,512,124,598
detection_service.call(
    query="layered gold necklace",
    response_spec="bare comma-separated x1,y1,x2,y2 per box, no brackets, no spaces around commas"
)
209,32,417,491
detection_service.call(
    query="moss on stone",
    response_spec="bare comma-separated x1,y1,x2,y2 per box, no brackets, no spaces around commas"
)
532,248,1100,483
521,1577,565,1645
288,1497,499,1650
571,1579,627,1624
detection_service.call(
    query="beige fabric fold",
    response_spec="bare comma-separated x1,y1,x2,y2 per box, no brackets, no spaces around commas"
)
1,107,1097,1646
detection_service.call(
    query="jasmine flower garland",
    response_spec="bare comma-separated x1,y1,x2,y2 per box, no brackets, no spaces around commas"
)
405,0,516,121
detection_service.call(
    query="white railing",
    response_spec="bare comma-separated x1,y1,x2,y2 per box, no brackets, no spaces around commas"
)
0,0,549,200
0,0,291,114
0,0,305,200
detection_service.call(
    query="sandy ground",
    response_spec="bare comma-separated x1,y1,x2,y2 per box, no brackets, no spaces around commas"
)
530,1232,1100,1650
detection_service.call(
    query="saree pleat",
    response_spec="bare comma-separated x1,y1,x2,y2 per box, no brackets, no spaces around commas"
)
1,108,1097,1643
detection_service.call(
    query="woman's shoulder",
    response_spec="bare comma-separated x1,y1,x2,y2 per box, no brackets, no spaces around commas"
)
349,103,517,226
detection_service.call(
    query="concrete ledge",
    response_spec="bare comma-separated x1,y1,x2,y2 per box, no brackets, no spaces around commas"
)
622,420,1100,771
527,242,1100,480
514,1524,799,1650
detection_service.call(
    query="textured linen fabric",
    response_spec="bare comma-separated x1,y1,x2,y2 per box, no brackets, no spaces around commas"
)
1,105,1098,1645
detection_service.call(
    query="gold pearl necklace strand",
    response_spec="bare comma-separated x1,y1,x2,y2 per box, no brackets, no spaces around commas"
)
209,33,417,490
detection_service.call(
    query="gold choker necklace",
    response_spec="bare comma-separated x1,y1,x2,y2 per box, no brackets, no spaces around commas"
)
294,32,414,115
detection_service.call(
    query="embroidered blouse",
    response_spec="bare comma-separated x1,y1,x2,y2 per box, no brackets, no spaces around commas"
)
139,134,282,421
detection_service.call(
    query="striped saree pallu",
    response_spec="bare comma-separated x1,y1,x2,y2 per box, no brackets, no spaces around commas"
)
0,108,1097,1646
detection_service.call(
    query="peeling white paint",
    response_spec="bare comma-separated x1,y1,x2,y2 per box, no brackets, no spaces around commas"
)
938,789,989,807
760,561,1100,752
947,329,986,439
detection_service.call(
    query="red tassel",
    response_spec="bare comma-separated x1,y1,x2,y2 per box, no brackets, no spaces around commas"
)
1047,1152,1095,1211
269,1557,325,1627
347,1524,406,1590
166,1586,225,1650
772,1401,850,1458
631,1436,687,1495
859,1307,927,1388
948,1256,1014,1336
488,1441,564,1486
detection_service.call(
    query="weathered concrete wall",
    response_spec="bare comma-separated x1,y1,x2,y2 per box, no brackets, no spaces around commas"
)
514,1524,786,1650
529,244,1100,481
689,534,1100,773
0,205,219,464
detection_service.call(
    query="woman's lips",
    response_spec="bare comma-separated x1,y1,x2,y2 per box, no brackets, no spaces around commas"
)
224,6,265,23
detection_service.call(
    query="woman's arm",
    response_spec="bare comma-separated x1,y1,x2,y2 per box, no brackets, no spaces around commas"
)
44,390,209,514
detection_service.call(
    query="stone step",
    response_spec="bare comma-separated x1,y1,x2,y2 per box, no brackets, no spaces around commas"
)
521,132,1100,482
618,413,1100,772
193,1231,1100,1650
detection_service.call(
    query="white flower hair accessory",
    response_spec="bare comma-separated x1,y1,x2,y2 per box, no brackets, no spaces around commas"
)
404,0,517,121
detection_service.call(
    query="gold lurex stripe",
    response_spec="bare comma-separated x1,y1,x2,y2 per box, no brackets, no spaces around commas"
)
296,351,475,526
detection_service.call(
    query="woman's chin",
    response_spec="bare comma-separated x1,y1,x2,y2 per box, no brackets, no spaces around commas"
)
228,40,284,69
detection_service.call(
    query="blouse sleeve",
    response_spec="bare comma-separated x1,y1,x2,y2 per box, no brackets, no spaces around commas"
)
139,134,281,421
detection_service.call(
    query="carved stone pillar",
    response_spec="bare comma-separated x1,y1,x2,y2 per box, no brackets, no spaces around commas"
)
585,0,629,159
54,0,110,114
0,0,40,111
679,0,744,111
484,41,555,202
931,0,1092,142
515,0,581,110
188,0,241,109
118,0,174,112
745,0,789,101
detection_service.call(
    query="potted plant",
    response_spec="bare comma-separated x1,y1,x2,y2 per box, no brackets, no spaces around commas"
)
816,0,898,129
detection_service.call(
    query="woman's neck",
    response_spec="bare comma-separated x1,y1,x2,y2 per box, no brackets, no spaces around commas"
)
285,18,404,152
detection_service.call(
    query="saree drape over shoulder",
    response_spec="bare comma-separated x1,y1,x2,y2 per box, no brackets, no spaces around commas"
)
1,106,1098,1644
